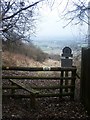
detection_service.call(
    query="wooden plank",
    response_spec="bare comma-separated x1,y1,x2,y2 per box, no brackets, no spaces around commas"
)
2,66,76,71
65,71,68,92
60,71,64,97
70,70,76,99
11,81,15,95
3,86,20,89
3,92,74,98
3,85,75,90
32,85,75,89
9,79,39,94
37,92,74,98
2,76,74,80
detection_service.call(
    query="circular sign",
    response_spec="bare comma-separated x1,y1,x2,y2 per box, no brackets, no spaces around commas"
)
63,47,72,54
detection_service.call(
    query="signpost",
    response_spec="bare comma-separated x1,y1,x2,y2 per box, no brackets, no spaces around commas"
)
61,47,73,67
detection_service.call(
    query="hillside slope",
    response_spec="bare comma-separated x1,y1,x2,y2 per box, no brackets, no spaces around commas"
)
2,51,60,67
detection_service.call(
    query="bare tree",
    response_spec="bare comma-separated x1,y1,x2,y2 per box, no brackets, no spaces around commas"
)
1,0,89,41
1,0,44,41
60,0,88,27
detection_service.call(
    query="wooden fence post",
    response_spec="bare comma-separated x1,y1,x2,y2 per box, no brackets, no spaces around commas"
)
10,80,15,95
59,71,64,98
80,47,90,115
65,71,68,92
70,69,76,100
30,94,36,109
0,38,2,119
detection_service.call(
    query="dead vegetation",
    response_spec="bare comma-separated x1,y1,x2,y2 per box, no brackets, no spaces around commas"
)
2,39,48,63
2,51,60,67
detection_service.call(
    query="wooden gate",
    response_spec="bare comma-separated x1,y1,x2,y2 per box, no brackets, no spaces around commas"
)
2,66,76,108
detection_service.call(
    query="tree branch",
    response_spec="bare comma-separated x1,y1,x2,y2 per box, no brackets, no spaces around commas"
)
2,0,44,21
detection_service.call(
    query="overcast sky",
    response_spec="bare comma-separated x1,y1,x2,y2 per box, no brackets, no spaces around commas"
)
31,0,88,41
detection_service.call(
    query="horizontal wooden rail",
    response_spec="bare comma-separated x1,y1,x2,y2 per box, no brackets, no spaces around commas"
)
37,92,74,98
2,76,75,80
3,92,74,98
2,66,76,71
3,85,75,90
3,86,20,89
32,85,75,90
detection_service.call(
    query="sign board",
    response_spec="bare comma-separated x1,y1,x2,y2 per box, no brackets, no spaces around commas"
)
62,47,72,58
61,47,73,67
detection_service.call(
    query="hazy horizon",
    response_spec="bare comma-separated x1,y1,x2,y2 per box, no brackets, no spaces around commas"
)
32,37,85,55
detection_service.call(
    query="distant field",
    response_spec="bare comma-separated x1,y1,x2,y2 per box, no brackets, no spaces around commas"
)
32,39,83,54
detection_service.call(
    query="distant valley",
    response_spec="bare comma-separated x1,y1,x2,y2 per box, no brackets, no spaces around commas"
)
32,39,84,55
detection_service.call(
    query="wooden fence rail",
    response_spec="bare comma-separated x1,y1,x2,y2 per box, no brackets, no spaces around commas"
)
2,66,77,108
2,66,76,71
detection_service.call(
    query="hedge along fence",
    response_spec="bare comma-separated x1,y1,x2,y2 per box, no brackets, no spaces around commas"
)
2,66,77,108
80,47,90,115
